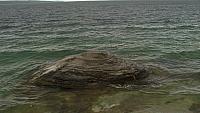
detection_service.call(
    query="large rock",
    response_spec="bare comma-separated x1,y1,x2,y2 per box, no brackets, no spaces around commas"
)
30,51,150,89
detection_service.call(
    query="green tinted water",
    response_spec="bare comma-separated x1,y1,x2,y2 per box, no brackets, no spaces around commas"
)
0,1,200,113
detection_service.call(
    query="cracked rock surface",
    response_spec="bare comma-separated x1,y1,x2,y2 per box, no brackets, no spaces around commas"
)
30,51,150,89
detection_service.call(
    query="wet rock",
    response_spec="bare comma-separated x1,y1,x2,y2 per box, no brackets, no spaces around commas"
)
30,51,150,89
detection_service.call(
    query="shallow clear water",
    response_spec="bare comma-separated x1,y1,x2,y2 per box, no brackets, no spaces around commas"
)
0,1,200,113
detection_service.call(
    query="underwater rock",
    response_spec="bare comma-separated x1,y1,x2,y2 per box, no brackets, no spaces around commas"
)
30,51,150,89
189,103,200,113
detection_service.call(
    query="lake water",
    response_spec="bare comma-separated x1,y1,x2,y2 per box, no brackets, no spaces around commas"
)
0,1,200,113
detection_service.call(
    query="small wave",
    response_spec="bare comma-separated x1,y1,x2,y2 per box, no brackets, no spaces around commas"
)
0,49,79,54
174,24,199,29
19,27,91,36
0,24,22,30
126,24,199,30
171,86,200,95
0,49,85,63
126,25,167,30
162,50,200,60
29,21,81,29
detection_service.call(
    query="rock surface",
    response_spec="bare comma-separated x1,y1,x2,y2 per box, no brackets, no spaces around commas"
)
30,51,150,89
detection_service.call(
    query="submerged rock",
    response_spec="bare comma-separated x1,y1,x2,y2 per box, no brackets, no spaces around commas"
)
30,51,150,89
